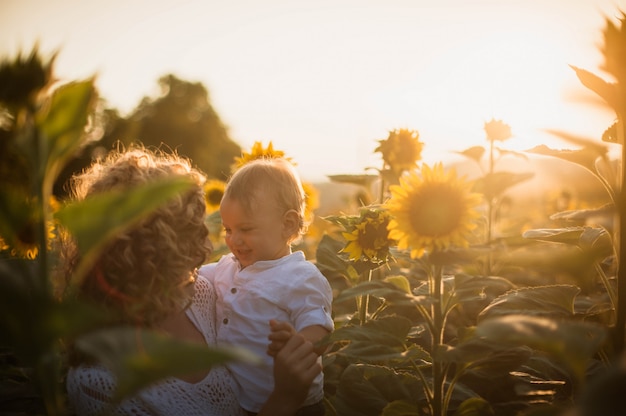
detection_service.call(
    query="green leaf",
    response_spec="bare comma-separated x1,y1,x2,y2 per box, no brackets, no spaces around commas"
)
383,275,411,294
601,120,621,144
455,146,485,164
335,341,430,365
473,315,606,383
472,171,534,201
331,363,424,415
327,174,379,188
36,79,97,189
335,280,430,308
453,397,495,416
381,400,422,416
495,147,529,161
453,274,516,305
329,315,414,346
441,339,533,376
569,65,620,113
75,327,259,401
522,227,588,245
522,226,612,257
315,234,350,275
54,177,195,286
478,285,580,320
527,137,608,177
549,204,614,222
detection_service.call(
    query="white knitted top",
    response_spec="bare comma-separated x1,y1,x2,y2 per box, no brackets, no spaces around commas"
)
66,276,245,416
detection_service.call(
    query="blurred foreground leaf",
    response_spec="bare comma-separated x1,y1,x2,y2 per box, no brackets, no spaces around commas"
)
75,327,259,401
55,177,195,286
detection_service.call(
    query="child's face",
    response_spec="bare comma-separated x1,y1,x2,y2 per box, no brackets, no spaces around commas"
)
220,195,291,268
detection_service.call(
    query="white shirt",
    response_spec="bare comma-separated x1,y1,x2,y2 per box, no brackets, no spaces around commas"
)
199,251,334,413
66,276,245,416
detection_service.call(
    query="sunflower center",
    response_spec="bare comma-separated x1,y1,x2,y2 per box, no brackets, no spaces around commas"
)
206,189,224,206
357,221,381,249
409,185,463,237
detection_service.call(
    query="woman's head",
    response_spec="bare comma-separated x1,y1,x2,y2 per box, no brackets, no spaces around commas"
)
219,158,306,268
63,147,210,326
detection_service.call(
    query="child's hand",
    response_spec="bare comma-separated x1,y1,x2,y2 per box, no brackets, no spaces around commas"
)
267,320,297,357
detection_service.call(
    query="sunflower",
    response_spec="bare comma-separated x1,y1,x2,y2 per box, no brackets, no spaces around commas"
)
4,221,56,259
232,141,294,171
341,207,394,264
203,179,226,212
375,129,423,174
484,119,512,142
386,163,482,259
302,181,319,224
1,196,59,259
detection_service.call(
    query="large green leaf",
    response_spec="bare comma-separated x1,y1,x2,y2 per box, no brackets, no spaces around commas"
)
548,204,614,223
0,258,109,364
453,275,516,304
381,400,422,416
327,174,379,188
329,315,414,346
74,326,259,401
526,140,607,178
522,227,590,245
569,65,620,114
335,280,430,308
441,339,533,377
473,315,606,383
335,342,430,366
478,285,580,321
54,177,195,286
453,397,495,416
36,79,98,190
315,234,351,276
330,363,425,416
522,226,612,258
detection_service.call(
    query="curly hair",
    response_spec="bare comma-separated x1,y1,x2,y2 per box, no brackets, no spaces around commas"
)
61,147,209,328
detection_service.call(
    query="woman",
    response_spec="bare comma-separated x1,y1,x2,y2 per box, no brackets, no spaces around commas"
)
60,147,320,415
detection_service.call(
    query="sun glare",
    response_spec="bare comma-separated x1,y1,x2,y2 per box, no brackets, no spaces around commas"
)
373,26,614,161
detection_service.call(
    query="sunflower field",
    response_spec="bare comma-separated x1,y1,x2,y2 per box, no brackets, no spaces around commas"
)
2,9,626,416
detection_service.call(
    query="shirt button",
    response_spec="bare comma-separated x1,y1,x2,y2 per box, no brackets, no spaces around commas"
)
223,318,229,324
231,287,237,294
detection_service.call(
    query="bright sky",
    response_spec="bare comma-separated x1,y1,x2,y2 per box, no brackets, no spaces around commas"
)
2,0,625,181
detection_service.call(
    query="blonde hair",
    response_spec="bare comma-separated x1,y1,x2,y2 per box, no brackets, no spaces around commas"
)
61,146,209,327
224,158,307,239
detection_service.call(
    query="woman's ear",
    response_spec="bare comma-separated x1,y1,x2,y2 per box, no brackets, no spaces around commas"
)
282,209,300,239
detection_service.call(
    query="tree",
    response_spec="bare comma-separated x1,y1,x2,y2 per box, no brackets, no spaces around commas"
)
54,74,241,197
127,74,240,179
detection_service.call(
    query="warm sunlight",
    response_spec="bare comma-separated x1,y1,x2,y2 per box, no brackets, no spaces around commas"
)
374,25,615,160
6,2,626,415
1,0,624,180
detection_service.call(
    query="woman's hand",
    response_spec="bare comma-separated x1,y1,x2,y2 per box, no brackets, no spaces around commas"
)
259,330,322,415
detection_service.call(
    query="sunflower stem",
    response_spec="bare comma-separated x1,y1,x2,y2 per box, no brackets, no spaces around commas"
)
358,269,373,325
485,133,496,276
431,261,444,416
615,108,626,354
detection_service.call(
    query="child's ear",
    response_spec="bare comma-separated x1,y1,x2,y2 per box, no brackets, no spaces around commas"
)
282,209,300,238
